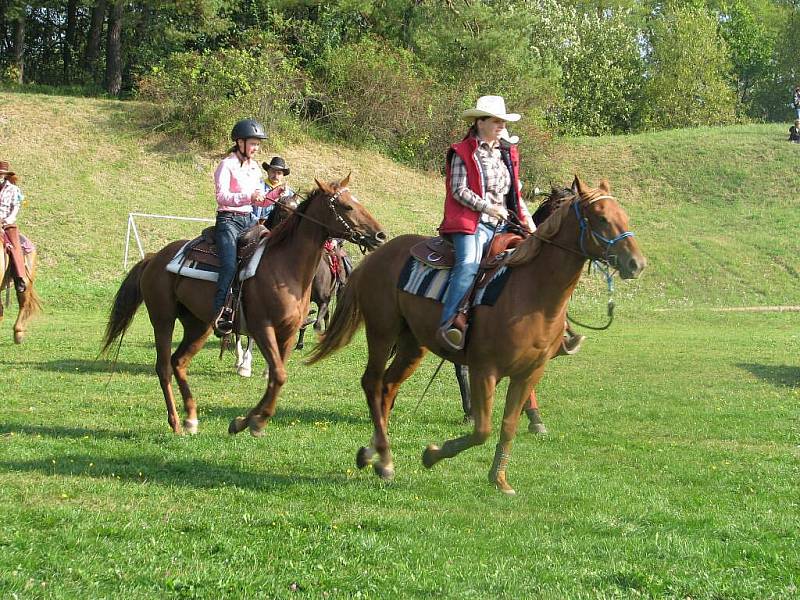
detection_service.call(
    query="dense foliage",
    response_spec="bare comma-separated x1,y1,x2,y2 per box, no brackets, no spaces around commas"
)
3,0,800,168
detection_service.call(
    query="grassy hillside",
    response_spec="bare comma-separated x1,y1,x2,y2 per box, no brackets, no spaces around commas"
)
2,91,798,313
0,91,797,598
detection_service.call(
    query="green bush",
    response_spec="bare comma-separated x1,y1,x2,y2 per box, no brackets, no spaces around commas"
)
317,37,459,168
136,44,308,148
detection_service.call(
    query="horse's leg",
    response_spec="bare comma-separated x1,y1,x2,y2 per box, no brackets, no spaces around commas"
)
295,324,306,350
314,300,329,333
355,327,398,480
366,330,426,479
12,286,29,344
171,313,212,434
228,324,290,436
235,336,253,377
422,369,497,470
152,317,181,434
488,374,537,495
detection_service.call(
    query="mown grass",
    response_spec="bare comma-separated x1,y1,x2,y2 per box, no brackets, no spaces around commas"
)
0,91,798,598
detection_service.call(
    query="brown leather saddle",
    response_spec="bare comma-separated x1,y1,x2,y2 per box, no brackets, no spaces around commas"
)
185,223,269,268
410,232,523,271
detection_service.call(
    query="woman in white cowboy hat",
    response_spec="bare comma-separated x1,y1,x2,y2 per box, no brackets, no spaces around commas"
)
0,160,28,292
436,95,535,351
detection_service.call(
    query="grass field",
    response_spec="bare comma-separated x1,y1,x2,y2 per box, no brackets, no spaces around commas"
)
0,91,798,598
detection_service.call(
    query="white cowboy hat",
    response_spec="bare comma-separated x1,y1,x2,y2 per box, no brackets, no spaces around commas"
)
500,127,519,144
461,95,521,122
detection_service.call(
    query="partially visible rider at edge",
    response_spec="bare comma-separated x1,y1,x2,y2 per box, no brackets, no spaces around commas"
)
436,95,535,351
0,160,27,293
212,119,267,337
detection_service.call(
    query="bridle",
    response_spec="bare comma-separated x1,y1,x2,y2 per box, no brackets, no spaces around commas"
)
273,187,378,253
574,194,635,267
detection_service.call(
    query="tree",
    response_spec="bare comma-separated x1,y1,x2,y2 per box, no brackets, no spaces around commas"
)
84,0,105,79
642,5,737,129
105,0,122,95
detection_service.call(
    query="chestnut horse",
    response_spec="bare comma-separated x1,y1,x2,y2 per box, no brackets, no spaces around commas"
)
102,176,386,435
0,239,41,343
308,177,646,494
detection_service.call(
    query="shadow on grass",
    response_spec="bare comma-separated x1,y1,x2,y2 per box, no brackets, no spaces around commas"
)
0,452,337,491
0,423,138,440
204,404,366,426
0,359,152,375
738,363,800,388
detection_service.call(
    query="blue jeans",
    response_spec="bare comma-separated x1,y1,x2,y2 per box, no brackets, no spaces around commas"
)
439,222,499,326
213,211,256,313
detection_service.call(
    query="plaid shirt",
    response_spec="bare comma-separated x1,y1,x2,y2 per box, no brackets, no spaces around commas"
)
0,181,23,225
450,139,512,226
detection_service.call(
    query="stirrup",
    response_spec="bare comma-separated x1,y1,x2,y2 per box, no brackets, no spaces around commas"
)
213,307,235,337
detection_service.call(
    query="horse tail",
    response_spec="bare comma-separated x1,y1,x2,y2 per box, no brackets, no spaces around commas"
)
306,264,364,365
101,255,152,354
18,282,42,321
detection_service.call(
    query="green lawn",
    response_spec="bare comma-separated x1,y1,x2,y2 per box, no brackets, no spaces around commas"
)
0,90,798,598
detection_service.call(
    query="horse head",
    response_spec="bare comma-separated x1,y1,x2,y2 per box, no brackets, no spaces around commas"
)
571,176,646,279
313,174,387,251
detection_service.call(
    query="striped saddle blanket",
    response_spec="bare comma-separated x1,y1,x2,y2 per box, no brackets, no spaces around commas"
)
165,239,267,283
397,256,511,307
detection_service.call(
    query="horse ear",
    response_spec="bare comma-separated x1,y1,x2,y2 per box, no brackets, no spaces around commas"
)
340,171,351,188
571,175,581,196
315,178,332,194
598,178,611,193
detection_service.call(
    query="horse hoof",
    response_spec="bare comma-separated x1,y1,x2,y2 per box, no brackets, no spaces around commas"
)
14,332,24,344
228,417,247,435
295,343,304,350
356,446,373,469
497,485,516,496
422,444,440,469
528,422,548,434
183,419,199,435
237,367,252,378
374,463,395,480
248,417,268,437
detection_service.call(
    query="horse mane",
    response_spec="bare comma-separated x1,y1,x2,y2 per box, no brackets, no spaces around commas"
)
506,188,576,267
264,188,321,250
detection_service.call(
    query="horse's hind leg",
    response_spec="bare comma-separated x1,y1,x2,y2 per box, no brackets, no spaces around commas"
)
355,323,403,480
422,369,498,471
365,330,426,479
152,317,181,433
172,312,212,434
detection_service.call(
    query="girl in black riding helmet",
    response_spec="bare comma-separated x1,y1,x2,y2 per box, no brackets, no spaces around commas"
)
212,118,267,336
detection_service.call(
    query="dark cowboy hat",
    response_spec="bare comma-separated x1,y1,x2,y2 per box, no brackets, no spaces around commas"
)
262,156,290,176
0,160,15,176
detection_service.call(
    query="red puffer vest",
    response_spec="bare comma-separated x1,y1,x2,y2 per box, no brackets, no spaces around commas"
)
438,135,525,235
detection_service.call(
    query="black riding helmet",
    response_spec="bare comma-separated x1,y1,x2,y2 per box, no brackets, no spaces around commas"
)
231,118,267,141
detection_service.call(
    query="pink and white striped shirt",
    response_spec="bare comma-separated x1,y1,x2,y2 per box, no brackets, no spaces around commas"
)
213,153,263,214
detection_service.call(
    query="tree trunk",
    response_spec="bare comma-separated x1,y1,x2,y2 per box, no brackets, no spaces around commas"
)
63,0,77,82
13,8,24,84
84,0,106,78
105,0,123,96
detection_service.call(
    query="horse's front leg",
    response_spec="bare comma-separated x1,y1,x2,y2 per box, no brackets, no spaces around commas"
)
489,371,540,495
228,323,292,437
422,369,497,470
